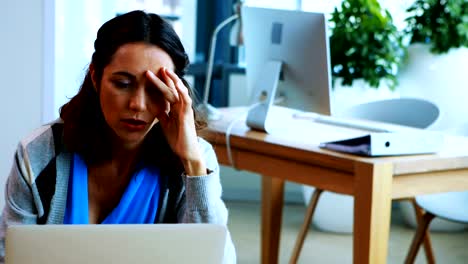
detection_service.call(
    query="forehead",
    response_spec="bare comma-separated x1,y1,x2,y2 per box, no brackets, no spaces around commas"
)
106,42,175,73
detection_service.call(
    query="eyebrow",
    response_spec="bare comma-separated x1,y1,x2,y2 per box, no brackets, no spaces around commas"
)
111,71,136,80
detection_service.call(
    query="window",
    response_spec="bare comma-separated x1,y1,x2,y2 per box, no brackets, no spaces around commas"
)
49,0,197,121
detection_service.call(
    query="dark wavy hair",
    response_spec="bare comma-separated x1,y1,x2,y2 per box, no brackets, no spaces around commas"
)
60,10,206,166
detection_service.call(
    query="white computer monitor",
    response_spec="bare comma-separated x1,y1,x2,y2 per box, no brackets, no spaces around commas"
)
242,6,332,133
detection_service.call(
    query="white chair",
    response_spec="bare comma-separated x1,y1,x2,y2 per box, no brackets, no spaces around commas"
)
340,98,440,128
291,98,440,264
400,123,468,232
404,122,468,264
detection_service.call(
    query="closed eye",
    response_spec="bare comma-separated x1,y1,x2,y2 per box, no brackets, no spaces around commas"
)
113,80,132,89
111,71,136,89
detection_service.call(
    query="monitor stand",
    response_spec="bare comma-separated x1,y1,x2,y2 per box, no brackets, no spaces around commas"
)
246,60,283,133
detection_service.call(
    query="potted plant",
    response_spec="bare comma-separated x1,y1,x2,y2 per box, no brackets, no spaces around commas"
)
327,0,406,116
329,0,406,90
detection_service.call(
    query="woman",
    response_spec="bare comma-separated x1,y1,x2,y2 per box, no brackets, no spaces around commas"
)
0,10,235,263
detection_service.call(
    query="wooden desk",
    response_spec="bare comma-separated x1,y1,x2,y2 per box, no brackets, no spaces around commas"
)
201,106,468,264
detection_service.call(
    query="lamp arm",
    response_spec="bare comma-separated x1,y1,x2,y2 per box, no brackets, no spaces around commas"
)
202,14,239,105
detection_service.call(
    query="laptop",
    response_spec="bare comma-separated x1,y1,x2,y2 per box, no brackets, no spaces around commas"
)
6,224,227,264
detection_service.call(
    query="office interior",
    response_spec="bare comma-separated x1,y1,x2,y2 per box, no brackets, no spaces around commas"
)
1,0,467,263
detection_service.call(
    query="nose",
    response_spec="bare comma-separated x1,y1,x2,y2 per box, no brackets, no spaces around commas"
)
128,87,147,112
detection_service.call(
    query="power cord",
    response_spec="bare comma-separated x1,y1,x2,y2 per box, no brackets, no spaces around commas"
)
224,102,261,169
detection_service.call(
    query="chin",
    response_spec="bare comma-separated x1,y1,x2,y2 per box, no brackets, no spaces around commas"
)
122,139,145,149
116,132,148,149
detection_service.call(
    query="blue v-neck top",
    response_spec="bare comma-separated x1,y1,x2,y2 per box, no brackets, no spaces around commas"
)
64,154,160,224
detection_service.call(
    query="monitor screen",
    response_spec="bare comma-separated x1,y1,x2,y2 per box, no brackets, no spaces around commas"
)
242,6,332,132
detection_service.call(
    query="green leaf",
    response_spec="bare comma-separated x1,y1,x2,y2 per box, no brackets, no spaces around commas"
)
405,0,468,54
329,0,406,89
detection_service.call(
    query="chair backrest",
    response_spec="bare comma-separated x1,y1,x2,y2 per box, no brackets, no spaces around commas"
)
338,98,440,129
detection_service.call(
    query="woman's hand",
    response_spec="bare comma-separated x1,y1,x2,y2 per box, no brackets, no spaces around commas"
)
145,68,206,176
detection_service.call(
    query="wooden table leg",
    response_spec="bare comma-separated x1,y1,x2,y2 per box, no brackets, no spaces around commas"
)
261,176,285,264
353,162,393,264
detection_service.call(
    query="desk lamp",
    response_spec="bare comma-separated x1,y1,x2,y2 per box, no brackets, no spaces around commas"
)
198,0,244,121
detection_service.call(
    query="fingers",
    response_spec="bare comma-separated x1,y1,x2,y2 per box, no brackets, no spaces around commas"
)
145,70,179,103
146,67,193,119
163,68,192,106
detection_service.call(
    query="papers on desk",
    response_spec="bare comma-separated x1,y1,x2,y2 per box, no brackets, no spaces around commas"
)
319,131,445,157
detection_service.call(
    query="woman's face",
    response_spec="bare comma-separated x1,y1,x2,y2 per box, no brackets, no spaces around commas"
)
93,42,175,149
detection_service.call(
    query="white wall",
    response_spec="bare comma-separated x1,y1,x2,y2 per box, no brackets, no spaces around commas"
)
0,1,45,209
180,0,197,61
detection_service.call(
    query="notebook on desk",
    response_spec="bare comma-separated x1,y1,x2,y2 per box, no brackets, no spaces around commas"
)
319,131,445,157
6,224,227,264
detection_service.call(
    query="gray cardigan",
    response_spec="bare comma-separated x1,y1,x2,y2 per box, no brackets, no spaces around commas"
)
0,122,236,263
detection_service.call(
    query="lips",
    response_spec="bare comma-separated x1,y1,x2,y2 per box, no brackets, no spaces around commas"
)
121,118,147,130
122,118,147,125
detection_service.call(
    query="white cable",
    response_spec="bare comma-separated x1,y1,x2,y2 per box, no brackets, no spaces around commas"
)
225,114,245,169
225,102,261,169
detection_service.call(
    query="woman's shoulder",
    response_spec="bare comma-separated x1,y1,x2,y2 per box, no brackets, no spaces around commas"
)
14,119,65,184
19,119,63,149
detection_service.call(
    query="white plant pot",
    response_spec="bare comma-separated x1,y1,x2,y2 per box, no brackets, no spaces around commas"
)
398,44,468,131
